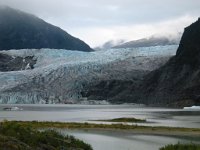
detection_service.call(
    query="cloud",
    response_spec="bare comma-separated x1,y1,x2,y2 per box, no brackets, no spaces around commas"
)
71,15,197,47
0,0,199,47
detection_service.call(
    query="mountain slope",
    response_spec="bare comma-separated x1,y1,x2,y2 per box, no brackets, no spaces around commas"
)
95,40,125,50
0,6,93,52
137,18,200,107
83,19,200,107
114,36,179,49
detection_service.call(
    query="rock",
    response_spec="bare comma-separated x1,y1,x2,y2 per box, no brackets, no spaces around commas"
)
0,53,36,72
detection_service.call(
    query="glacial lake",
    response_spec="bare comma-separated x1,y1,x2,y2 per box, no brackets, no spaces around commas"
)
0,104,200,150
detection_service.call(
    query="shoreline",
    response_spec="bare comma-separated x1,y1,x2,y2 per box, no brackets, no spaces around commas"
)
2,121,200,138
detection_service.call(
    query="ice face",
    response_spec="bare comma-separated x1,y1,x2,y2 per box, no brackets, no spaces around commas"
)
0,45,178,104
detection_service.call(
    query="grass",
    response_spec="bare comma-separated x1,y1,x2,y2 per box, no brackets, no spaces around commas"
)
94,117,146,123
1,121,200,150
160,143,200,150
1,120,200,137
0,121,92,150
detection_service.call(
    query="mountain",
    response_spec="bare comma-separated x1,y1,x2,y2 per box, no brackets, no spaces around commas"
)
113,36,180,49
137,18,200,107
0,6,93,52
95,40,125,50
84,18,200,107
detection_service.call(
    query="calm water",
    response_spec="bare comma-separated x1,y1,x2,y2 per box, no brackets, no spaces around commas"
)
0,104,200,150
0,104,200,128
61,129,199,150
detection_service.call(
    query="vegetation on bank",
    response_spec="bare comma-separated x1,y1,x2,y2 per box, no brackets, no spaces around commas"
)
160,143,200,150
2,120,200,136
0,121,92,150
1,121,200,150
94,117,146,123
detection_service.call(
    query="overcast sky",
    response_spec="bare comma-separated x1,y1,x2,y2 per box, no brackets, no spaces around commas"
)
0,0,200,47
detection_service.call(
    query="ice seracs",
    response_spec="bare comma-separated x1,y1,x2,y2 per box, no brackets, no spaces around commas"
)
3,106,23,111
183,106,200,110
0,45,178,104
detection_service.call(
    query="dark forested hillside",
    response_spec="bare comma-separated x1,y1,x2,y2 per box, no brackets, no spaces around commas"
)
0,6,93,52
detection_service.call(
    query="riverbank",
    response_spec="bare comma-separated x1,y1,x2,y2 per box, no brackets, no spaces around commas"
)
0,121,92,150
1,121,200,150
2,121,200,138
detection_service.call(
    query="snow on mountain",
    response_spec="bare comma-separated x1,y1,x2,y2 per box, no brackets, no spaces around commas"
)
0,45,178,104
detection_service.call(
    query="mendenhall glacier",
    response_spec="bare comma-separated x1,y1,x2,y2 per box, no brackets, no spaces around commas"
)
0,45,178,104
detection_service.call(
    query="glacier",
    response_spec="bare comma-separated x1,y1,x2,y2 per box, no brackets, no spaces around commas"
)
0,45,178,104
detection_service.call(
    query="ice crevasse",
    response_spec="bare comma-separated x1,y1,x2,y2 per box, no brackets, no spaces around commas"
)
0,45,178,104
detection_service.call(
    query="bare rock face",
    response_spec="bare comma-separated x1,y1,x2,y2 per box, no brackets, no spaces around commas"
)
0,53,36,72
176,18,200,67
0,6,93,52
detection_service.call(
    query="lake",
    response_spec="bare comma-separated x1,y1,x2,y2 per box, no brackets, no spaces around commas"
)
0,104,200,150
61,129,199,150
